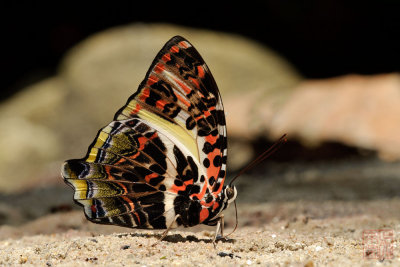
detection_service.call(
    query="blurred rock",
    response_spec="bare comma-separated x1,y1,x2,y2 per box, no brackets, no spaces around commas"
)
0,77,66,191
0,23,300,192
269,74,400,160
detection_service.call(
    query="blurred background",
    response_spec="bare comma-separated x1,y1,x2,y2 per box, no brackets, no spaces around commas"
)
1,1,400,236
3,1,400,99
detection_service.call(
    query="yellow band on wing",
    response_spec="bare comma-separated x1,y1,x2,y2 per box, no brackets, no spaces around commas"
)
68,179,88,200
86,127,112,162
136,103,199,161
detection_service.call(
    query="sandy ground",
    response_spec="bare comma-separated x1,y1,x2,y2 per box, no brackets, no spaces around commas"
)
1,157,400,266
1,200,400,266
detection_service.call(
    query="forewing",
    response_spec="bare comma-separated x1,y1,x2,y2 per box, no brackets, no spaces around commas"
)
115,36,228,198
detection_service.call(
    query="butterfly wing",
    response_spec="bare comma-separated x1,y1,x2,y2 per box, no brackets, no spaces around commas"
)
62,36,227,229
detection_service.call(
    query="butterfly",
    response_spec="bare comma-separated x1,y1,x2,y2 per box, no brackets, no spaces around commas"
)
62,36,237,243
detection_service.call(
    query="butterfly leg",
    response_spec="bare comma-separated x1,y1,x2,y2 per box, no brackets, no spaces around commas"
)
212,214,225,247
151,214,180,247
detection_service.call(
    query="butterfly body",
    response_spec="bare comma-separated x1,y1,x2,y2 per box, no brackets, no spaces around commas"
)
62,36,236,232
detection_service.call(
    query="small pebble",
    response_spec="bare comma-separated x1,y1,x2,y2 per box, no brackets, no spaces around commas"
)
218,252,234,259
217,252,241,259
315,246,324,252
121,245,130,250
19,256,28,264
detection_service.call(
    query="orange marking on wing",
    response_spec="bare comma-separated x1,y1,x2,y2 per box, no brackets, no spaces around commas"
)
104,165,115,180
189,77,200,89
116,157,127,165
207,161,219,182
170,179,193,194
133,133,157,158
133,212,142,225
173,77,192,95
154,63,165,74
179,41,189,48
206,134,218,145
116,181,128,195
130,103,141,115
197,65,205,78
130,151,140,160
199,208,209,223
170,45,179,53
145,173,159,183
137,136,148,150
204,110,211,117
209,106,216,111
139,88,150,102
194,115,203,122
134,212,141,225
121,196,135,211
91,204,97,213
156,99,168,109
149,132,158,140
176,93,191,107
162,53,171,62
212,201,219,211
147,75,158,86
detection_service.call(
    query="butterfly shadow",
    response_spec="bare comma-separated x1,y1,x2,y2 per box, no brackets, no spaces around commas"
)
116,232,235,244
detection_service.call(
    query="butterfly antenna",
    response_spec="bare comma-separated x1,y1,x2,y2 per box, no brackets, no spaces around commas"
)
223,200,238,239
229,134,287,186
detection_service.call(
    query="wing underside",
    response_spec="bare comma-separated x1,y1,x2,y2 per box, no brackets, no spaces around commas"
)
62,36,227,229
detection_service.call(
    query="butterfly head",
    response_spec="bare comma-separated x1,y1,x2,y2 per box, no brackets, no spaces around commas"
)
223,184,237,205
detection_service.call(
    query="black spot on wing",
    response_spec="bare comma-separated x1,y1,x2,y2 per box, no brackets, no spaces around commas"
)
131,183,158,193
148,175,165,186
174,179,183,186
121,172,140,182
173,194,202,227
187,156,198,183
213,155,221,167
209,176,215,186
203,158,210,168
185,117,196,130
151,80,176,101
